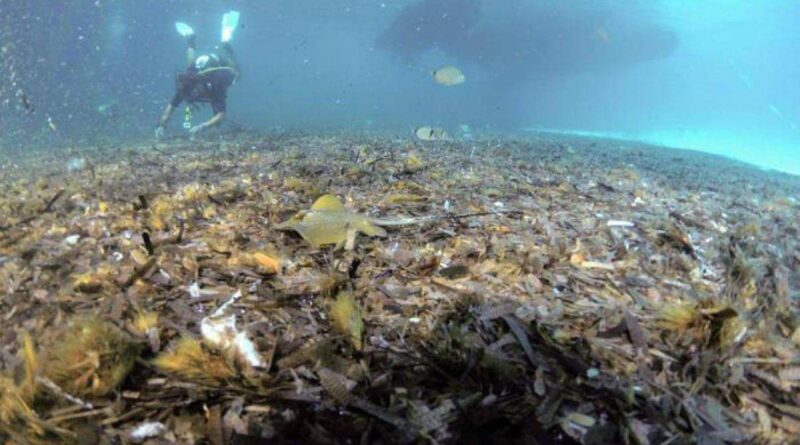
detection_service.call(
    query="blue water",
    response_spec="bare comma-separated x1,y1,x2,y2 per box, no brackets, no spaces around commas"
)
1,0,798,174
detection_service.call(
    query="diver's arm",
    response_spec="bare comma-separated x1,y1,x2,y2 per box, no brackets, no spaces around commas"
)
204,111,226,129
189,111,225,136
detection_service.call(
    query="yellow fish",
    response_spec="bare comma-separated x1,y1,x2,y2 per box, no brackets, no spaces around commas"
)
432,65,465,86
275,195,387,250
415,126,450,141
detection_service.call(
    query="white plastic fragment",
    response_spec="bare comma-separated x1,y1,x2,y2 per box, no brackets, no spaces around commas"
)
200,291,265,368
607,220,635,228
129,421,167,443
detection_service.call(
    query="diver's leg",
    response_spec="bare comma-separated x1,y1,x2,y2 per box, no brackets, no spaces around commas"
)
185,34,196,68
218,42,237,70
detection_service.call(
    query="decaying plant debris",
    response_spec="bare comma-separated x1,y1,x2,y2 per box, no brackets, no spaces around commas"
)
1,132,799,444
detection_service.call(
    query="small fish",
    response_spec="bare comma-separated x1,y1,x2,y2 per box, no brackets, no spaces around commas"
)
47,116,57,132
276,194,442,250
431,65,465,86
97,101,117,115
19,92,33,112
275,194,387,250
415,126,450,141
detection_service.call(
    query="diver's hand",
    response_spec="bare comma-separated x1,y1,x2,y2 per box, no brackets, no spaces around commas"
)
189,123,207,136
155,125,165,139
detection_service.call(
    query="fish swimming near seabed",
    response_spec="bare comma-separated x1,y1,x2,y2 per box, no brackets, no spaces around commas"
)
415,126,451,141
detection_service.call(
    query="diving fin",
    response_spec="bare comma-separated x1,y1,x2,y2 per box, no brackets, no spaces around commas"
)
221,11,240,43
175,22,194,37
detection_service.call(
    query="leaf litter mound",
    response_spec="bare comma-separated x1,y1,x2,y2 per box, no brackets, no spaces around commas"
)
0,132,799,444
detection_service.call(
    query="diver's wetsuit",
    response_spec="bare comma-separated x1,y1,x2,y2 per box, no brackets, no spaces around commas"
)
156,35,239,134
171,40,238,114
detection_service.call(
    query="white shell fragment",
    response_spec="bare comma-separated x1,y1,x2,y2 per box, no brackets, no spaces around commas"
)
607,220,635,228
200,291,265,368
129,422,168,443
188,282,201,299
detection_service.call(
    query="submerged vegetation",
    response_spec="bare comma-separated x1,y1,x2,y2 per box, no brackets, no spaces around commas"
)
0,132,798,443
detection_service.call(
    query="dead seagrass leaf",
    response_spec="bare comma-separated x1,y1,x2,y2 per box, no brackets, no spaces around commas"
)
275,194,386,250
317,367,357,405
329,291,364,351
0,374,58,439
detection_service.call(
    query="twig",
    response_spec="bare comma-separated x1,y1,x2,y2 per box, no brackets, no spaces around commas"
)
37,376,94,410
270,156,284,169
43,189,65,212
142,232,155,255
0,188,65,232
372,210,525,227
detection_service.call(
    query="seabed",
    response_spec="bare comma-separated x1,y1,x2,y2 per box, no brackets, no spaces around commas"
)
0,132,798,444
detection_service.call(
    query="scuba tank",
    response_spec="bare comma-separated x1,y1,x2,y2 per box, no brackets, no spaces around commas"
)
183,106,192,129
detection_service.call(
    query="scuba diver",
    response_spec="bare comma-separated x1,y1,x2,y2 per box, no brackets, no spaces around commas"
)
155,11,241,139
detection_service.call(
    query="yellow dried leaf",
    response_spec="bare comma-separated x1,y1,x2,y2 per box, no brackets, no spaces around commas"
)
201,205,217,219
73,269,112,294
329,291,364,351
718,314,747,347
180,182,207,202
490,225,512,234
657,302,699,332
318,367,357,405
182,256,199,273
133,311,158,336
0,375,49,437
130,249,149,266
405,154,424,172
19,334,37,402
253,253,281,274
283,177,318,195
386,193,425,204
569,252,586,265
